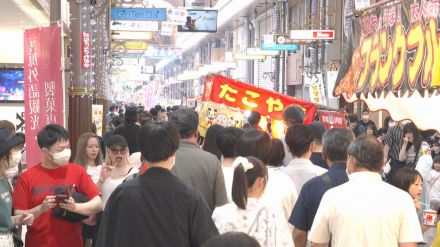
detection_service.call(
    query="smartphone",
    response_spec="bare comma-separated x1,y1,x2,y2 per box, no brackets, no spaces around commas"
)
55,194,69,204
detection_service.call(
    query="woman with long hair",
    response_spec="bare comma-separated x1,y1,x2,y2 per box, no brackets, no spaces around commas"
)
212,156,293,246
399,122,422,168
74,132,104,246
202,124,224,160
75,133,104,184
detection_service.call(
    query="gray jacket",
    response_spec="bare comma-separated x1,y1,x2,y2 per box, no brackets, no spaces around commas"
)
172,140,228,211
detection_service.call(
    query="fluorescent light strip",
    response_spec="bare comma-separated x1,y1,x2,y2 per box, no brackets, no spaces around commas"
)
11,0,49,25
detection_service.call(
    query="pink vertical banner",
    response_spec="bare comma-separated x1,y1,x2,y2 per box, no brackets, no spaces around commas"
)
24,25,64,167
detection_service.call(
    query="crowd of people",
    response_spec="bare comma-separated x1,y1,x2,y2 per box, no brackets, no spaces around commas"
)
0,104,440,247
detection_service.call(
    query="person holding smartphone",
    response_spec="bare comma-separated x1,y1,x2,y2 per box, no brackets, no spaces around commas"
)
12,124,102,247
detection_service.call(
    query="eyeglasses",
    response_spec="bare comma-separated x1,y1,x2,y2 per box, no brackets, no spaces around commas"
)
111,148,127,155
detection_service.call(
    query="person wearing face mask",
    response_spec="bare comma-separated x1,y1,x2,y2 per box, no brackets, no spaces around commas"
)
96,122,218,247
12,124,103,247
0,128,34,246
357,109,377,135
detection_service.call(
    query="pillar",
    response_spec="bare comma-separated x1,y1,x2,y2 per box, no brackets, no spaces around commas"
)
68,0,93,159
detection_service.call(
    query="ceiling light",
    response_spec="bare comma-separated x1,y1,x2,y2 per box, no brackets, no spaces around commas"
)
11,0,49,25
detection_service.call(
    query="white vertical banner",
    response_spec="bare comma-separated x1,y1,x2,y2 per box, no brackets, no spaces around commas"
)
308,74,327,105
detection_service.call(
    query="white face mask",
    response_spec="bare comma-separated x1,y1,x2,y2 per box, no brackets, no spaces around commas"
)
362,115,369,121
49,149,71,166
4,166,18,179
7,151,21,169
389,122,396,128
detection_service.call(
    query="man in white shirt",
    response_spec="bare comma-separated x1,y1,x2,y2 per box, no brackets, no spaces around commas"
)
281,124,327,194
309,135,424,247
281,105,305,166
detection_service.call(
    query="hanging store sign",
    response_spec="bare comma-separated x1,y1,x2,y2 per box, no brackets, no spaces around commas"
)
110,20,159,32
161,22,173,36
81,32,91,68
318,111,347,129
111,41,148,50
24,25,64,167
246,47,280,56
260,43,300,51
334,0,440,132
203,75,317,122
355,0,371,10
167,8,187,25
111,8,167,21
233,53,266,60
289,30,335,40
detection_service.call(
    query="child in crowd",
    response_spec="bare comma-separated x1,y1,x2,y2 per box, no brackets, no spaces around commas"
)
391,168,423,211
212,156,293,247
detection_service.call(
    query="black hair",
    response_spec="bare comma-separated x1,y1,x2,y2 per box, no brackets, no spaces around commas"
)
202,232,261,247
232,156,267,210
139,111,154,126
348,114,358,123
285,124,314,157
362,109,369,114
434,155,440,165
383,116,392,129
235,129,271,164
150,108,159,117
347,135,384,171
37,124,70,149
109,104,116,112
111,116,123,129
366,123,377,136
124,107,138,123
269,138,285,167
138,122,180,163
403,122,421,153
217,127,244,158
283,105,304,126
169,108,199,139
202,124,224,160
247,111,261,126
322,128,354,162
390,167,423,194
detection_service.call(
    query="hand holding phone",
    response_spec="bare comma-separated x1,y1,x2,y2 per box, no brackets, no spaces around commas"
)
55,194,69,205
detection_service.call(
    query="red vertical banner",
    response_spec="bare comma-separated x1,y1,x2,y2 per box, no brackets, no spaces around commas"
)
24,25,64,167
81,32,91,68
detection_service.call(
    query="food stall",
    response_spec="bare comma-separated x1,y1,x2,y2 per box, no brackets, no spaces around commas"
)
199,74,318,138
335,0,440,132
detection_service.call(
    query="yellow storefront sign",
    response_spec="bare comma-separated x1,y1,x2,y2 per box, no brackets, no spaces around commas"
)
111,41,148,50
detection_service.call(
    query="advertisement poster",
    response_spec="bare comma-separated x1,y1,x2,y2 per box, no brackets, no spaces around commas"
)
318,111,347,129
334,0,440,131
92,104,103,136
203,75,317,123
24,25,64,167
198,101,243,137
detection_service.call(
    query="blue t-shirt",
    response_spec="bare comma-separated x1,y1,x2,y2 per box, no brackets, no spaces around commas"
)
0,177,13,232
289,163,348,231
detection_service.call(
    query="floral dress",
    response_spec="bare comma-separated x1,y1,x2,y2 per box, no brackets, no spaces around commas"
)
212,198,293,247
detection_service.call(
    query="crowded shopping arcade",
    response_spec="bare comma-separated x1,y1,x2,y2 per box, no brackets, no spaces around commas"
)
0,0,439,246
